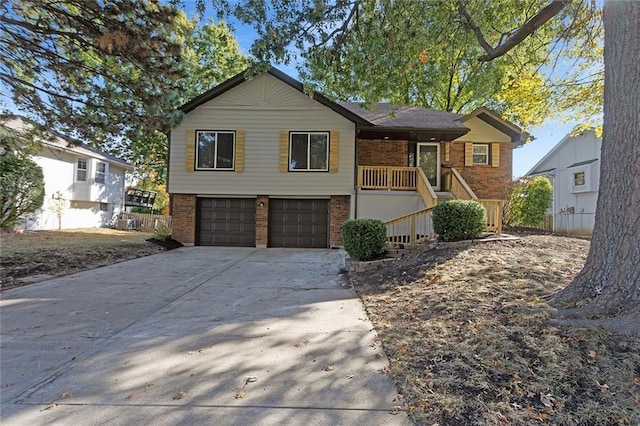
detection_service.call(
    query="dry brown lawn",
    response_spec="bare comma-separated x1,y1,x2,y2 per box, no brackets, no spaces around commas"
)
1,228,159,291
351,234,640,425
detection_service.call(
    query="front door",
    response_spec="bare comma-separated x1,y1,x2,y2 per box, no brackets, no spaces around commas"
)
417,143,440,190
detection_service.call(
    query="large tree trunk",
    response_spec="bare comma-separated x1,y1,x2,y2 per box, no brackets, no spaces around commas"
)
552,1,640,333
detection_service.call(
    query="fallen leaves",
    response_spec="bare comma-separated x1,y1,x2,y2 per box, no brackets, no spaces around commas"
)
539,392,555,408
173,390,187,400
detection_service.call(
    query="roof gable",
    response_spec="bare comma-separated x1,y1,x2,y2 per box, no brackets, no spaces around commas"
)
180,68,371,126
1,115,133,169
459,107,529,146
526,129,600,176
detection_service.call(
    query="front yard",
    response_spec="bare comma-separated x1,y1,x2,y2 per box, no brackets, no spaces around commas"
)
1,228,159,291
351,234,640,425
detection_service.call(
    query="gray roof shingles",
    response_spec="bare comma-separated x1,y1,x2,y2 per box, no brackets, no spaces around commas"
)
338,102,467,130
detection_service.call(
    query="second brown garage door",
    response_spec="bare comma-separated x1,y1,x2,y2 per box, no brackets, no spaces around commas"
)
268,199,328,248
197,198,256,246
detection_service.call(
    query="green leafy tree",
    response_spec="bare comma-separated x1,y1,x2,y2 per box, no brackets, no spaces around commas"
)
0,126,45,227
105,17,250,183
509,176,553,227
1,0,188,142
213,0,603,130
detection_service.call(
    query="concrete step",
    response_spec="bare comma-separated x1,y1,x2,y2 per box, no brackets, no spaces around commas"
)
435,191,454,202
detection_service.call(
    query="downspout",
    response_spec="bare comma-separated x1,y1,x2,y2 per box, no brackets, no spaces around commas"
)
353,127,359,219
166,130,172,216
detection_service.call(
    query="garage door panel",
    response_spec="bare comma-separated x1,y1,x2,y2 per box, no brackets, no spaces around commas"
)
269,199,328,248
197,198,256,247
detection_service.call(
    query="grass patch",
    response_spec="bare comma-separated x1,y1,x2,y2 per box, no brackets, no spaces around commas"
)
351,235,640,425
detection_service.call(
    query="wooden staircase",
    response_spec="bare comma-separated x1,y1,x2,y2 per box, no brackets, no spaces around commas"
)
356,166,504,244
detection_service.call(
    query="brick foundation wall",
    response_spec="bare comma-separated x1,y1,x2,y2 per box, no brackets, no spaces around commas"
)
357,139,408,166
255,195,269,248
171,194,197,245
449,142,513,199
329,195,351,247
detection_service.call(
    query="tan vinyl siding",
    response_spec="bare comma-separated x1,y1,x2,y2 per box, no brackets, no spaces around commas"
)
185,130,195,172
169,73,356,196
235,130,245,172
455,116,511,143
491,142,500,167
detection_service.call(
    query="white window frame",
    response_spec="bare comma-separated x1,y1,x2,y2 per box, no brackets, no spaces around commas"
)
76,158,88,182
571,168,589,193
289,131,330,172
95,161,107,184
472,144,490,165
195,130,236,171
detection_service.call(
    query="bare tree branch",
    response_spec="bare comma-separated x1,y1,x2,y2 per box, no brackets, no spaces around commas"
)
457,0,571,62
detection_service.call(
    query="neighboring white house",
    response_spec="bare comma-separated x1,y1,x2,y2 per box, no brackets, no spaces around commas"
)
526,128,601,235
3,115,134,230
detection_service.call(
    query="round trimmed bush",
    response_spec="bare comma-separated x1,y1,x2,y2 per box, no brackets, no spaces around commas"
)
432,200,486,242
341,218,387,261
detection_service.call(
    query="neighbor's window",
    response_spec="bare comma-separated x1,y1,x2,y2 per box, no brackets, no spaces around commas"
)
77,159,87,181
289,132,329,171
196,131,235,170
573,171,586,187
95,162,107,184
100,202,108,211
472,144,489,165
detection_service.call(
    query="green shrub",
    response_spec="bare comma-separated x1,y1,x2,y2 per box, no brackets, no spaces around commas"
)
341,218,387,261
0,151,45,227
153,227,171,241
432,200,486,241
508,176,553,227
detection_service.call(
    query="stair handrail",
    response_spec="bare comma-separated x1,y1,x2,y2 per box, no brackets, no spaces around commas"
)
450,167,478,200
384,206,436,245
416,167,438,209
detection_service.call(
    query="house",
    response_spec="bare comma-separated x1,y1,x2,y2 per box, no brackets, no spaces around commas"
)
526,129,601,235
2,115,134,230
167,68,528,248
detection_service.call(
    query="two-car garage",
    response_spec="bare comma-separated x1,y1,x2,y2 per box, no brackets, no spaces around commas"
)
196,197,329,248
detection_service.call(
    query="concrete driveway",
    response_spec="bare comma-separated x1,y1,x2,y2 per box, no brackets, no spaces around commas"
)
1,247,412,425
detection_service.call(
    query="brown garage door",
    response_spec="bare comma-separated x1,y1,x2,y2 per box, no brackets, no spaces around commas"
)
268,199,328,248
197,198,256,246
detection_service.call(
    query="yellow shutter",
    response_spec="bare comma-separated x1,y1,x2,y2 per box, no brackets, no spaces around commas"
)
464,143,473,166
329,130,339,173
280,131,289,173
185,130,195,172
491,143,500,167
235,130,245,172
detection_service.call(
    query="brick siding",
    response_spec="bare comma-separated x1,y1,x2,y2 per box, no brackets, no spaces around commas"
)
449,142,513,199
357,139,408,166
171,194,196,245
255,195,269,248
329,195,351,247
